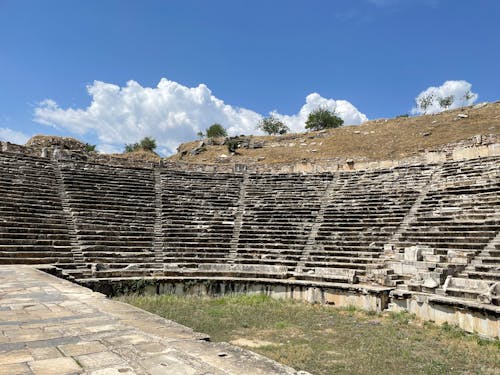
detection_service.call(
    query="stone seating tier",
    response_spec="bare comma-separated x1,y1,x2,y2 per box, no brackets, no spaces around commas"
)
0,154,74,264
0,152,499,306
57,162,156,266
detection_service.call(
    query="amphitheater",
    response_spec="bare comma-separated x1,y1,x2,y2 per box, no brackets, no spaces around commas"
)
0,120,499,373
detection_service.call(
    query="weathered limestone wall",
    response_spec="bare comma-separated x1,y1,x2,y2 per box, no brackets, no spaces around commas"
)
80,277,500,339
82,278,392,312
390,294,500,339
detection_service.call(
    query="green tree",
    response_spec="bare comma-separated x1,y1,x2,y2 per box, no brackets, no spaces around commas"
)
257,116,289,135
124,143,139,153
124,136,157,153
139,136,157,152
417,94,435,114
206,123,227,138
305,107,344,131
463,90,474,101
438,95,454,110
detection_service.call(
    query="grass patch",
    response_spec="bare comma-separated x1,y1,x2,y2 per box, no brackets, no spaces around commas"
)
116,294,500,375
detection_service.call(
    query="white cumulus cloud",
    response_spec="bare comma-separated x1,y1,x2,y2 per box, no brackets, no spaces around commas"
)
0,128,30,145
34,78,367,155
411,80,478,115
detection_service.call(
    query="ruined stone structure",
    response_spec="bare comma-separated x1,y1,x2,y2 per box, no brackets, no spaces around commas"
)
0,146,499,339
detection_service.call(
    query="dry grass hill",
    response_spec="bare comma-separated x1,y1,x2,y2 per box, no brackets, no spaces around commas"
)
169,102,500,166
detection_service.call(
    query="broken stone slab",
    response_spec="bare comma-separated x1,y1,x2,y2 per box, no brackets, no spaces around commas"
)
422,278,439,289
447,250,473,264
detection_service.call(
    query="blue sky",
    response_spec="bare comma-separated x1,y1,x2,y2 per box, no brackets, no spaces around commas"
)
0,0,499,154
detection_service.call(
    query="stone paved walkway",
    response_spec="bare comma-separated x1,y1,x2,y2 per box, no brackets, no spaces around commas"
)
0,266,303,375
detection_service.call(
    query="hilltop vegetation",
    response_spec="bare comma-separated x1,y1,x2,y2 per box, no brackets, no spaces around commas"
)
170,102,500,165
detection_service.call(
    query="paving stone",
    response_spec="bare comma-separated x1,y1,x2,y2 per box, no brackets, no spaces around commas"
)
0,362,32,375
0,266,299,374
28,357,82,375
58,341,107,356
0,348,34,364
30,346,63,360
134,342,168,357
104,333,151,346
85,324,123,334
88,366,137,375
75,351,126,370
139,353,207,375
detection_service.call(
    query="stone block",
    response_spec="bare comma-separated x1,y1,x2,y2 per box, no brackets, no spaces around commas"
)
0,363,31,375
383,243,395,254
0,349,34,365
404,246,423,261
402,263,418,274
28,357,82,375
30,347,63,360
420,247,435,256
58,341,107,357
424,254,445,263
75,351,124,370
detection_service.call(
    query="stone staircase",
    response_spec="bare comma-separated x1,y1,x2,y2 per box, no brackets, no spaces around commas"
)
229,172,249,259
153,167,165,264
389,156,500,299
51,161,87,278
234,173,332,274
56,161,157,280
159,170,243,277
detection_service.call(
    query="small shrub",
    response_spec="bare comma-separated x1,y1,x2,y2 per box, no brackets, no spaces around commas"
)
206,123,227,138
124,143,138,153
84,143,96,152
226,139,240,153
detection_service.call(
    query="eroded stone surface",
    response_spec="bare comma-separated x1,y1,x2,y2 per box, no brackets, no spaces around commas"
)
0,266,300,374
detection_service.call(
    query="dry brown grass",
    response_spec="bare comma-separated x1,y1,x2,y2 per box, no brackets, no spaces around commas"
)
169,102,500,165
105,149,161,162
